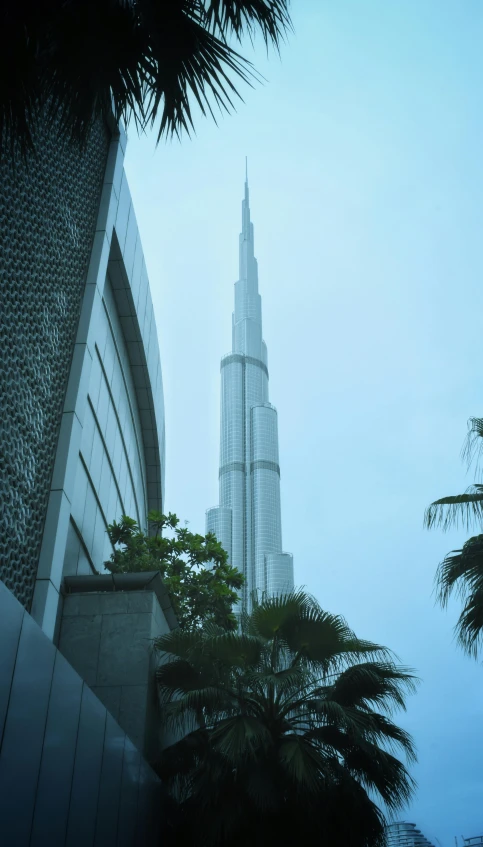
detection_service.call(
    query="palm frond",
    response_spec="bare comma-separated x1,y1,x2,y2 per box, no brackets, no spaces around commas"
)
43,1,146,147
424,486,483,531
360,712,417,763
435,534,483,603
321,764,388,847
1,0,292,157
158,728,209,780
154,590,416,842
309,709,416,764
200,631,263,667
288,696,366,734
210,714,272,761
247,588,320,638
143,2,258,143
204,0,292,48
329,663,418,714
277,734,325,792
342,743,416,811
333,637,395,667
461,417,483,473
435,534,483,657
246,664,307,696
154,627,206,660
161,686,236,730
156,657,217,698
243,764,280,811
454,587,483,658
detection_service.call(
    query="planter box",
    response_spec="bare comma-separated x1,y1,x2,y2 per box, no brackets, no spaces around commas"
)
58,572,177,762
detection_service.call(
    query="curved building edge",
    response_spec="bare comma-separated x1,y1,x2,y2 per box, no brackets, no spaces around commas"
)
31,123,166,639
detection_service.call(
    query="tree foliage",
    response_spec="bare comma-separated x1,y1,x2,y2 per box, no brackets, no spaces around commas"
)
155,590,417,847
1,0,292,155
105,511,243,631
425,416,483,657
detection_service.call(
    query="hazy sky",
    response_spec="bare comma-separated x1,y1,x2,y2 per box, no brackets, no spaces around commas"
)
124,2,483,842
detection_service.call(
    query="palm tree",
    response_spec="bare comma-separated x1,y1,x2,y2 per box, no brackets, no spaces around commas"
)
425,416,483,658
154,590,417,847
1,0,291,155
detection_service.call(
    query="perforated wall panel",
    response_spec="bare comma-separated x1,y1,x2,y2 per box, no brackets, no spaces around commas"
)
0,119,110,609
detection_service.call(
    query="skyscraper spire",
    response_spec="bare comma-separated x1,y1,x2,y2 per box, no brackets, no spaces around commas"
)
206,171,294,614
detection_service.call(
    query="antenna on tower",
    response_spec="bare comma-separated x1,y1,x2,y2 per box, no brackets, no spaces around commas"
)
245,156,248,182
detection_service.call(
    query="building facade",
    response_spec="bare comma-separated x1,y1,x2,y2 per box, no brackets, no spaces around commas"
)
386,821,437,847
0,115,167,844
206,174,293,612
1,115,165,640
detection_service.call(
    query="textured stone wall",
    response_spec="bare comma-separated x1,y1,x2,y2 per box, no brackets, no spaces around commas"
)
59,587,171,761
0,120,110,609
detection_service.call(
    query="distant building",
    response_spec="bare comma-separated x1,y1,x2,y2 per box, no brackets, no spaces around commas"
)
463,837,483,847
386,821,437,847
0,114,166,843
206,171,293,613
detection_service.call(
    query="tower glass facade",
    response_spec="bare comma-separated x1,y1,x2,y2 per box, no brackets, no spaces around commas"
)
206,175,293,612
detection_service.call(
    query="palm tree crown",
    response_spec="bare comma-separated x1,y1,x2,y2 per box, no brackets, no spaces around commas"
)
425,417,483,657
1,0,291,155
155,590,417,847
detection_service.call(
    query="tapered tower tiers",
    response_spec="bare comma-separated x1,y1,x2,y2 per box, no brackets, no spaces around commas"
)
206,169,294,613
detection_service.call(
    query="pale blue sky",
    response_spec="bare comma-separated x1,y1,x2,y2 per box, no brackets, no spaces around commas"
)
125,2,483,842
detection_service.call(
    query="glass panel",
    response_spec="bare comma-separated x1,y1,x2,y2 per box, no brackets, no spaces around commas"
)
65,685,107,847
0,582,24,745
117,738,141,847
94,713,125,847
0,613,56,847
63,520,81,576
30,651,83,847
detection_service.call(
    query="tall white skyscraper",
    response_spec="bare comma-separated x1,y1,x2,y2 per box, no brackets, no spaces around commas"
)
206,170,294,613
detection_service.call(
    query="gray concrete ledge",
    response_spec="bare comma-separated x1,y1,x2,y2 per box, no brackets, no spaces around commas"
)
62,571,177,630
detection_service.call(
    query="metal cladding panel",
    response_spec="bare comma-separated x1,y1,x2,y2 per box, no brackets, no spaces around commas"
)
118,739,141,847
135,759,160,847
0,580,163,846
0,611,56,846
30,651,83,847
65,686,107,847
94,713,126,847
0,579,24,744
134,760,150,847
0,116,110,609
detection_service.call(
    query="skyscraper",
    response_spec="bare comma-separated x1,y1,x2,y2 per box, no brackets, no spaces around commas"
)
206,168,294,613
